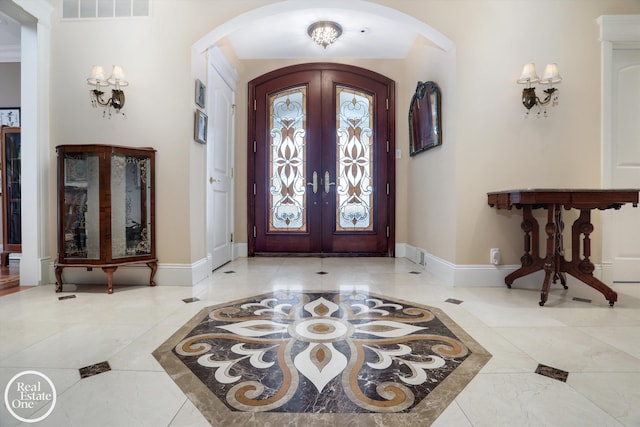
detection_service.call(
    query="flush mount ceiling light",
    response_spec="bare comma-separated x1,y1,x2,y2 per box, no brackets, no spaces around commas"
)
307,21,342,49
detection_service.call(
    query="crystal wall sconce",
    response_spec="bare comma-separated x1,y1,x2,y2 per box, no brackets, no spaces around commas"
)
87,65,128,118
517,63,561,118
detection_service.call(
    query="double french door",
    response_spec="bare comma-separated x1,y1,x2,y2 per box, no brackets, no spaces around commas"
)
248,63,395,255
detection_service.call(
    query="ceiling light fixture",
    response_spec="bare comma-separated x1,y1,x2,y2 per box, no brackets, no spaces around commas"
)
307,21,342,49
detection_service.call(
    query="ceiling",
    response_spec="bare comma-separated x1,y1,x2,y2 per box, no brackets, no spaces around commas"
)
0,3,440,62
226,8,420,59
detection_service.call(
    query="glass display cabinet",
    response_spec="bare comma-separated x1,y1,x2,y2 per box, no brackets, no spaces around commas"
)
55,144,157,294
1,126,21,266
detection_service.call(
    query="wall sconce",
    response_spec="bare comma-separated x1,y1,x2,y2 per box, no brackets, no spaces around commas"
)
87,65,128,118
517,63,562,118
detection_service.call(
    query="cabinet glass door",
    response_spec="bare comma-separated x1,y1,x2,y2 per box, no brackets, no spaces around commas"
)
111,154,152,258
62,153,100,259
4,130,21,246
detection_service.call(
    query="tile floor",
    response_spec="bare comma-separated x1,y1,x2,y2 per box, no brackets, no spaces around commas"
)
1,257,640,426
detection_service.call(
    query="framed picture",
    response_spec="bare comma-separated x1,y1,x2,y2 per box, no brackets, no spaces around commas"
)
408,81,442,156
194,109,208,144
195,79,206,108
0,108,20,127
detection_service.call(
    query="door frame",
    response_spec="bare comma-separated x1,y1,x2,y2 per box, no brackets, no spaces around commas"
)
599,16,640,283
247,63,396,256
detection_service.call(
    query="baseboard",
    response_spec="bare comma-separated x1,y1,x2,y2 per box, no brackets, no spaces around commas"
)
395,243,408,258
402,244,603,288
234,243,248,258
40,244,605,289
45,258,212,287
601,261,613,284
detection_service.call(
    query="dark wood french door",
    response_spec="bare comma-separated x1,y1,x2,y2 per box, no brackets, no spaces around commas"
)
248,63,395,256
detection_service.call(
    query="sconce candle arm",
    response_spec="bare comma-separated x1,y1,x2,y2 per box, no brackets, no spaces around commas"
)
522,86,559,110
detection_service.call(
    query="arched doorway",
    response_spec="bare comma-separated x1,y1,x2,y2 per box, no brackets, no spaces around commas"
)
248,63,395,256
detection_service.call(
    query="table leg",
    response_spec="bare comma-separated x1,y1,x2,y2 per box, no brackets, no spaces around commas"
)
552,206,568,288
539,204,559,306
563,209,618,306
505,205,544,287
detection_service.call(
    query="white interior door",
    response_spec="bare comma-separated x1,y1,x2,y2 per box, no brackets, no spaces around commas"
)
608,49,640,282
207,65,235,270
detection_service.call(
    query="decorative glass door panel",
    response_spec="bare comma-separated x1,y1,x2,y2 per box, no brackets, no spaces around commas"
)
62,153,101,259
250,64,394,255
335,86,374,231
1,126,22,264
269,87,307,232
111,154,152,258
4,130,21,245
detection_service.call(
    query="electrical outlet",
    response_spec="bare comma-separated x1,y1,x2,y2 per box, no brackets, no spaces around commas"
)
490,248,501,265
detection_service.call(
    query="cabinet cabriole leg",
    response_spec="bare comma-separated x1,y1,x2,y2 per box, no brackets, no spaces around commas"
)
102,266,118,294
54,266,64,293
147,261,158,287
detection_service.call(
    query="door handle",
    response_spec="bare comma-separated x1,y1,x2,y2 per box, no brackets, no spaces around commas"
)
307,171,318,194
209,177,221,184
324,171,335,194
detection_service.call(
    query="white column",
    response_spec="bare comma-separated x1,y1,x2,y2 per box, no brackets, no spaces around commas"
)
15,0,53,286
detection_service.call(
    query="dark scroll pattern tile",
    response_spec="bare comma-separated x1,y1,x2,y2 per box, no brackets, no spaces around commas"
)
79,361,111,379
535,364,569,382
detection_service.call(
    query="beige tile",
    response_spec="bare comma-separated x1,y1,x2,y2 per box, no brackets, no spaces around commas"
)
455,373,621,427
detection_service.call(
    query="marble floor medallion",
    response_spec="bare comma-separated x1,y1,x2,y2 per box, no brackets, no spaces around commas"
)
154,291,491,425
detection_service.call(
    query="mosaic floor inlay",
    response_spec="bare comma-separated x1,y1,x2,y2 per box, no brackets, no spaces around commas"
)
154,291,491,424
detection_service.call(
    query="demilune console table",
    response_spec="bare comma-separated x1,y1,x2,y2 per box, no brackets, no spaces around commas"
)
487,189,639,307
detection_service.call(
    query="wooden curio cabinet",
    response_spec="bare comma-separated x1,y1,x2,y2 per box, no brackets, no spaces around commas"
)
1,126,21,265
55,144,157,294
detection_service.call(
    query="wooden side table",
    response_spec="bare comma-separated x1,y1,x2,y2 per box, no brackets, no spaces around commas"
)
487,189,639,306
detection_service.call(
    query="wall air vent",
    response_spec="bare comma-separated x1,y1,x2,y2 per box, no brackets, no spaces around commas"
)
63,0,150,19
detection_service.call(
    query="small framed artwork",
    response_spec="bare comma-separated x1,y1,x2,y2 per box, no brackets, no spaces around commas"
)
408,81,442,156
195,79,206,108
0,108,20,127
194,109,208,144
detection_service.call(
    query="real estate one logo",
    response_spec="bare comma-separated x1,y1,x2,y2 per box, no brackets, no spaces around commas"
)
3,370,56,423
